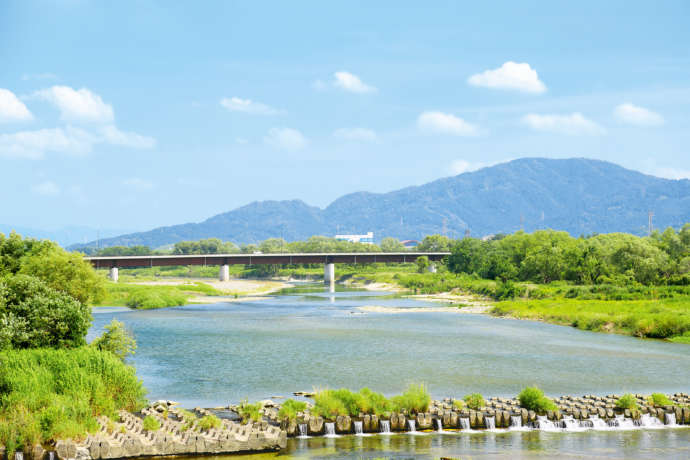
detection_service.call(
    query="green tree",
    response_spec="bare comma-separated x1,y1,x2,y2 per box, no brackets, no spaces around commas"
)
415,256,430,273
380,237,406,252
417,234,452,252
92,320,137,361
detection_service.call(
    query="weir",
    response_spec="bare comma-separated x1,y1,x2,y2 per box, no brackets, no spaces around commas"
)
379,420,391,434
324,423,337,437
353,421,364,435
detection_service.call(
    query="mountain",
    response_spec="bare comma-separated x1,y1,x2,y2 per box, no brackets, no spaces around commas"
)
70,158,690,250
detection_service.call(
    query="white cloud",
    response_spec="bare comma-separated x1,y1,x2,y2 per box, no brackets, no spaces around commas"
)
417,111,479,136
468,61,547,94
220,97,282,115
99,125,156,149
614,103,664,126
34,86,114,123
32,181,60,196
0,88,33,123
0,125,154,159
522,112,605,135
333,71,377,94
333,127,377,142
264,127,308,151
123,178,154,190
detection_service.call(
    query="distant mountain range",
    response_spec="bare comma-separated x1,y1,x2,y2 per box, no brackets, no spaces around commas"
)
69,158,690,250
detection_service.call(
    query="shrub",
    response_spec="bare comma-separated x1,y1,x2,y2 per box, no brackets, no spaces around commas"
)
176,408,197,424
648,393,672,407
198,415,221,431
278,399,307,422
142,415,160,432
517,387,557,413
92,320,137,361
390,384,430,414
237,399,262,424
452,399,465,410
311,390,348,419
0,347,147,455
357,387,391,416
615,394,640,415
463,393,485,411
125,290,187,309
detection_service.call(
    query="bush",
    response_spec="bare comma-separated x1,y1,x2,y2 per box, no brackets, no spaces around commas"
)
390,384,430,414
615,394,640,415
237,399,262,424
648,393,672,407
0,347,147,455
142,415,160,431
311,390,348,420
463,393,485,411
357,387,391,416
125,290,187,309
198,414,221,431
278,399,308,422
92,320,136,361
517,386,557,413
0,275,92,350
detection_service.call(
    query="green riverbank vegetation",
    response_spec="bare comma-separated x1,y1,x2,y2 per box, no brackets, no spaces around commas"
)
0,232,148,455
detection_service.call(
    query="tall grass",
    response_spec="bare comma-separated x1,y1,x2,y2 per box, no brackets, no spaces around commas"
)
310,385,429,420
517,387,557,413
0,347,147,455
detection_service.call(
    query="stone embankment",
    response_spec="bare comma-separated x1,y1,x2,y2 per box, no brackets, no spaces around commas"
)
4,401,285,460
281,392,690,436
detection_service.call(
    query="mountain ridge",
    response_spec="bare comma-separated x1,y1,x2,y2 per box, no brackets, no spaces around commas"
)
70,158,690,250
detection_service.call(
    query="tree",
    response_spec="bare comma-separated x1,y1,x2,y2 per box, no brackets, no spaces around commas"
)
417,234,452,252
92,320,137,361
0,274,92,349
380,237,406,252
416,256,430,273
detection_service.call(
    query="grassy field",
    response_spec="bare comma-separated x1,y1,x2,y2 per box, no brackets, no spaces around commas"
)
94,281,224,309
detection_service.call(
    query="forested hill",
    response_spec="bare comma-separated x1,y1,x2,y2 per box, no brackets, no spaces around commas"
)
71,158,690,249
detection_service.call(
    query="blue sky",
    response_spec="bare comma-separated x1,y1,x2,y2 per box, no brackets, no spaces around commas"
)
1,0,689,232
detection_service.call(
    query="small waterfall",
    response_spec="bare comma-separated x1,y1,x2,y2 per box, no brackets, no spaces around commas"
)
510,415,522,428
15,453,24,460
298,423,308,437
379,420,391,434
406,419,417,432
353,420,363,435
324,422,337,437
561,415,584,431
535,415,558,431
665,412,677,426
459,417,471,430
638,413,664,428
485,416,496,429
48,453,56,460
608,415,635,429
588,415,609,430
434,418,443,432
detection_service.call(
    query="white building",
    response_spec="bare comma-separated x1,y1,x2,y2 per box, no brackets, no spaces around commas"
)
334,231,374,244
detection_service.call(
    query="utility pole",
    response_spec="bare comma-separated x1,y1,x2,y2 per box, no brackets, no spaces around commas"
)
648,211,654,236
442,218,448,237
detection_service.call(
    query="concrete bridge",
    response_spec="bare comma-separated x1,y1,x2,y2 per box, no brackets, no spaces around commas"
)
85,252,450,283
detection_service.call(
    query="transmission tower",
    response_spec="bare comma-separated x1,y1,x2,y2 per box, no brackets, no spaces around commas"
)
648,211,654,235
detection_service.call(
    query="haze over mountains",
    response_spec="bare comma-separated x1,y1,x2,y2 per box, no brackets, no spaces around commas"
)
70,158,690,250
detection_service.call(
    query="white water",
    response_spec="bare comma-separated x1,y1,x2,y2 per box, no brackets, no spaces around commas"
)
561,415,587,432
485,416,496,429
298,423,309,438
638,413,665,428
379,420,391,434
406,419,417,433
353,420,365,435
608,415,636,430
48,453,55,460
434,418,444,432
588,415,610,430
15,453,24,460
509,414,530,431
324,422,338,437
536,415,559,431
665,412,678,426
459,417,472,431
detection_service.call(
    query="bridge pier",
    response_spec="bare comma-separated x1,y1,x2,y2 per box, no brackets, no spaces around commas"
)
109,267,119,282
219,264,230,282
324,263,335,286
428,263,437,273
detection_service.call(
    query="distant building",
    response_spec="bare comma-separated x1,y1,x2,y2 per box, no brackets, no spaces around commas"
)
335,231,374,244
400,239,419,249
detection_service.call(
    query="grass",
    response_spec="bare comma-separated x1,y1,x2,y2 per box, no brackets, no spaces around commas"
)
94,281,226,309
648,393,672,407
277,399,308,422
0,347,147,456
142,415,160,431
238,399,263,424
490,298,690,340
463,393,485,411
309,385,429,420
198,414,221,431
517,387,557,413
615,394,640,416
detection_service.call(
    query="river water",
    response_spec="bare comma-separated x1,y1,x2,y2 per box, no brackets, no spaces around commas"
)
89,285,690,458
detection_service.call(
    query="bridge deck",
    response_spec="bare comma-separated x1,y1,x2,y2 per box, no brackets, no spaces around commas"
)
85,252,449,268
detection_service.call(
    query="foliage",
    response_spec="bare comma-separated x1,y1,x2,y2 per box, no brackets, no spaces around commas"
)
615,394,640,415
92,320,137,361
0,274,92,350
94,245,153,256
237,399,262,424
198,414,222,431
415,256,430,273
416,234,453,252
124,289,188,309
0,347,147,455
390,384,430,414
648,393,672,407
142,415,160,431
380,237,406,252
173,238,239,255
463,393,485,411
176,408,197,425
311,390,349,419
517,386,557,413
277,399,308,422
452,399,465,410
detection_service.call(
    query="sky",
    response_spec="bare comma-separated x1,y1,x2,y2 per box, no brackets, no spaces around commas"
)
1,0,689,233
